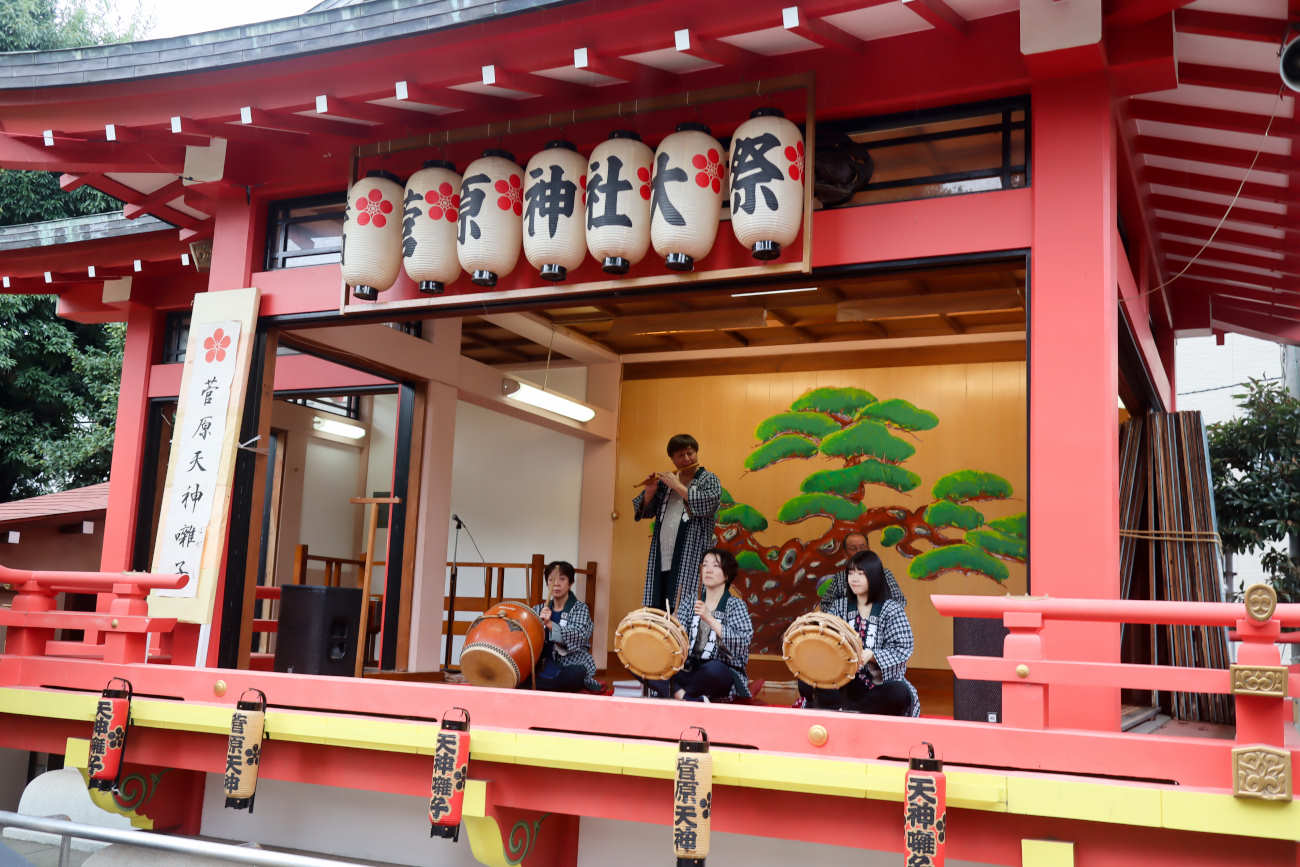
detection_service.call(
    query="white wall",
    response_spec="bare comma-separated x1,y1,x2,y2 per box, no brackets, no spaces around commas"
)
198,774,480,866
441,367,587,662
298,438,364,564
1175,333,1282,594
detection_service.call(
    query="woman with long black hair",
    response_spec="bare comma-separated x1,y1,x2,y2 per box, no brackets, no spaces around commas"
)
799,549,919,716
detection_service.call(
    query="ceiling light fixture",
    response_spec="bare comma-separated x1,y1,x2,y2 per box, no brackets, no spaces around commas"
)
312,416,366,439
502,378,596,423
730,286,818,298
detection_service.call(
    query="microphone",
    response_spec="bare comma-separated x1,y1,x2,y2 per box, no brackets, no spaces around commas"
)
452,513,465,529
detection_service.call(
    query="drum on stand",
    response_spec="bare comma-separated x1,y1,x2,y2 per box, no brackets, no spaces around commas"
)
461,601,545,688
781,612,864,689
614,607,689,680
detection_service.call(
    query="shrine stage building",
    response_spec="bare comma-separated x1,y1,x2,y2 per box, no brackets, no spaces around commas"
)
0,1,1298,865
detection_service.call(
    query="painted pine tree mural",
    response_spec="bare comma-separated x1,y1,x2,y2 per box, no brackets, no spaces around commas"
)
714,386,1026,651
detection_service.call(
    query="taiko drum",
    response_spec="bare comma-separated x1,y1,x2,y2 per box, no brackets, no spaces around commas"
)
460,601,545,688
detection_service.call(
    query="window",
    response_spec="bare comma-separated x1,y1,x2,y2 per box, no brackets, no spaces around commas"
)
161,311,190,363
284,393,361,419
819,97,1029,208
265,192,346,270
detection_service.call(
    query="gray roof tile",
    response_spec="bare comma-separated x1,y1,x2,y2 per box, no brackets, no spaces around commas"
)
0,213,172,252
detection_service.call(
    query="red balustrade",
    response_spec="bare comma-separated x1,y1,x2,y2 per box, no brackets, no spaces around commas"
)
0,563,187,664
932,592,1299,752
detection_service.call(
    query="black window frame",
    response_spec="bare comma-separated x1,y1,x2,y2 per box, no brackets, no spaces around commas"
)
818,95,1030,208
264,191,347,271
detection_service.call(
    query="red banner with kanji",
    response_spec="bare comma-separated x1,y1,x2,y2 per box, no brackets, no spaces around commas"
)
904,745,946,867
430,708,471,841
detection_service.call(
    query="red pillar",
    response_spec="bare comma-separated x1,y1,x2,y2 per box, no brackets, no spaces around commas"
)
207,191,261,291
1029,73,1120,730
99,303,159,572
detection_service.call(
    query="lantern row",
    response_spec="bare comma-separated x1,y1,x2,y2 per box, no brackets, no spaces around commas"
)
343,108,805,300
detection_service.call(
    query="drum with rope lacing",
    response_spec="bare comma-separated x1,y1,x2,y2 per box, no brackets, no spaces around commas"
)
460,601,545,688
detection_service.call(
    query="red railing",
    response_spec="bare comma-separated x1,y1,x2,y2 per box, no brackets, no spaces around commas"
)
932,591,1299,755
0,563,187,664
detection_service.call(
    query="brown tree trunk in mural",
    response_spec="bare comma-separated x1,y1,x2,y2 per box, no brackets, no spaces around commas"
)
712,386,1027,653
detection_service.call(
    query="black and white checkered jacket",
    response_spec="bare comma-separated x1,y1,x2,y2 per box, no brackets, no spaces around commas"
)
820,595,920,716
680,590,753,699
532,595,601,691
633,467,722,610
824,565,907,607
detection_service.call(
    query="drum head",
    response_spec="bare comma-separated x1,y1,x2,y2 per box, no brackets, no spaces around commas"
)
783,615,860,689
461,643,520,688
615,615,685,680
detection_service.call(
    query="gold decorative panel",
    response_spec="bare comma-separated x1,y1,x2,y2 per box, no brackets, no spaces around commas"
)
1243,583,1277,622
1232,746,1291,801
1229,665,1288,698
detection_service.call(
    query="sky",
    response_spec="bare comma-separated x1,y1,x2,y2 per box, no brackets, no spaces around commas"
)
136,0,320,40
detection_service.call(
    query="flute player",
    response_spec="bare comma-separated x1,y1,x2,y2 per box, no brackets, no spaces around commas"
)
633,434,723,614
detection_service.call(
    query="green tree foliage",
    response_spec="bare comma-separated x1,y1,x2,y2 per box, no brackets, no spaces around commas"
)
820,419,915,463
932,470,1014,502
776,492,864,523
717,503,768,532
1207,379,1300,603
0,296,124,501
735,550,768,573
880,525,905,547
923,500,985,530
790,386,874,419
0,0,148,225
744,434,820,470
0,1,145,501
909,544,1009,581
754,411,842,442
854,398,939,431
800,460,919,497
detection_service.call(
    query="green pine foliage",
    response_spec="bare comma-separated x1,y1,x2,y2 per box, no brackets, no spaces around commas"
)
754,411,842,443
744,434,820,470
790,386,875,418
799,460,920,496
909,544,1010,581
923,500,985,530
717,503,769,532
854,398,939,431
988,512,1027,538
931,470,1013,503
735,550,768,573
966,528,1028,561
880,525,905,547
776,493,865,523
820,419,916,464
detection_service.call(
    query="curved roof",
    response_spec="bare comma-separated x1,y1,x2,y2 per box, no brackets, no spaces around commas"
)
0,0,567,90
0,212,170,252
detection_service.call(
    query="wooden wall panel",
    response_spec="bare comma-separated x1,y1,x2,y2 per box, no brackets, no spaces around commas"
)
612,360,1027,671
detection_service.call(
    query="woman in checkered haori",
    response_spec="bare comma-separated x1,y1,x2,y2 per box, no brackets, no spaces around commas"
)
642,548,753,702
528,560,603,693
800,549,920,717
632,433,722,617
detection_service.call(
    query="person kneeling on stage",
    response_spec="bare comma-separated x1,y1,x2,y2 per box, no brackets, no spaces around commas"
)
530,561,604,693
799,550,920,717
645,548,753,702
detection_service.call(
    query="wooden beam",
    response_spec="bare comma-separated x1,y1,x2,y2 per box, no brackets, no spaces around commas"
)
479,64,580,99
0,132,184,174
607,307,768,337
674,28,753,67
122,179,188,219
239,106,370,140
780,6,861,50
393,80,481,113
1173,9,1284,43
1139,166,1294,206
572,47,678,87
170,114,310,146
314,94,420,130
1104,0,1195,29
1177,63,1281,95
620,329,1024,364
837,289,1023,320
900,0,967,34
1127,99,1300,140
59,173,206,231
480,311,619,363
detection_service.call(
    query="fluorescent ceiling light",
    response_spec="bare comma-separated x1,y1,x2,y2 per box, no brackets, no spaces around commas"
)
730,286,818,298
313,416,366,439
502,378,596,423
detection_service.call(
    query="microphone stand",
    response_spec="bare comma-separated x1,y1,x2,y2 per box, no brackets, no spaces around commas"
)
445,515,463,671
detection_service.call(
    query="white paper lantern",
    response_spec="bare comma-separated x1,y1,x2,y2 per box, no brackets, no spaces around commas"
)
729,108,805,260
650,122,725,272
402,160,462,294
343,170,404,300
457,149,524,287
586,130,654,274
523,141,587,282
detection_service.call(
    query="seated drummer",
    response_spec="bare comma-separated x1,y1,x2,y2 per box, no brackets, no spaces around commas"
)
644,548,753,702
800,550,919,717
529,561,604,693
821,531,906,607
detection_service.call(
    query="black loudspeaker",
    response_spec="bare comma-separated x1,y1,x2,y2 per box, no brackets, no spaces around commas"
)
952,616,1009,723
274,585,362,676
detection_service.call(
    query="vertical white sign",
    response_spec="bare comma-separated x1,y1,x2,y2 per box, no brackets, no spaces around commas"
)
154,321,242,598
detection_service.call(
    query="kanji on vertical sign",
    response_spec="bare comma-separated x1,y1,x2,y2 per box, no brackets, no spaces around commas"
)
430,708,471,842
87,678,132,793
674,727,712,866
903,743,946,867
224,689,267,812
